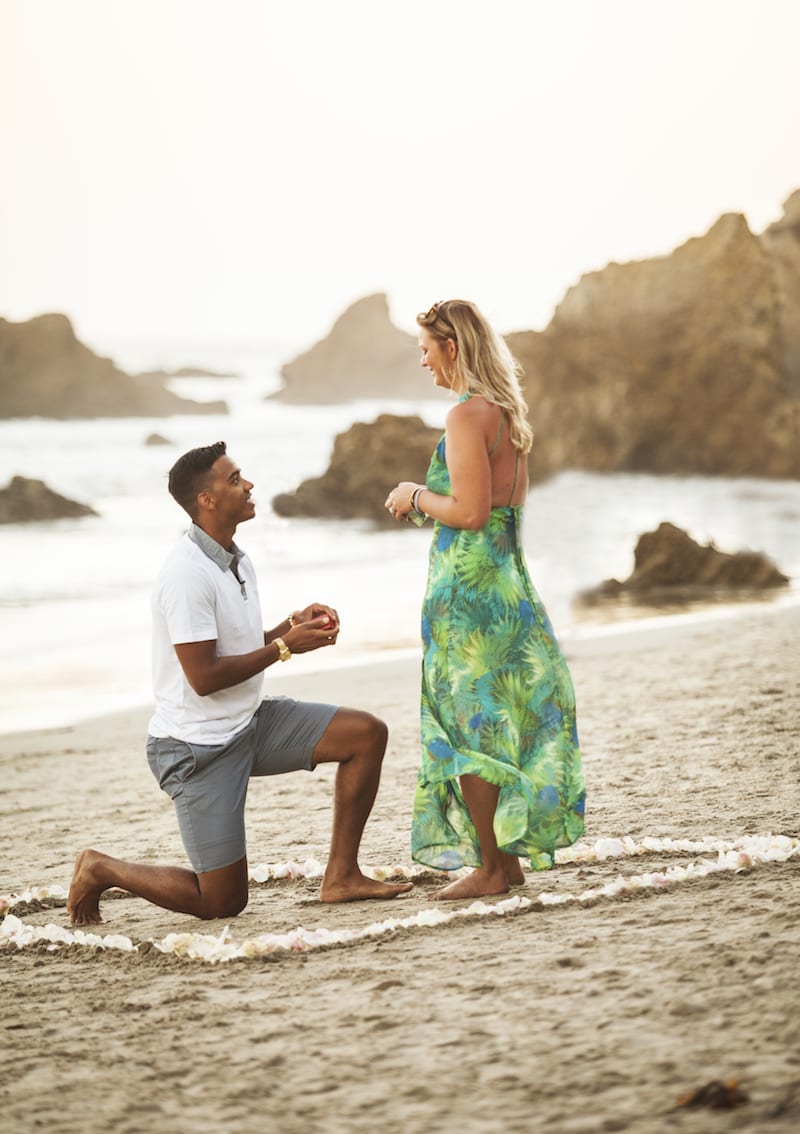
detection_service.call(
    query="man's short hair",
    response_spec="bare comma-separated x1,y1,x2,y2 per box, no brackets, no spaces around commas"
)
168,441,227,518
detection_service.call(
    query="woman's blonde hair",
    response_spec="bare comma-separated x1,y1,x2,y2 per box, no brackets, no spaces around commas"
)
417,299,533,452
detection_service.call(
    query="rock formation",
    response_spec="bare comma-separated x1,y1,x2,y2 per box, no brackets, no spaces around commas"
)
508,209,800,482
760,188,800,399
272,192,800,483
0,313,228,419
136,365,238,380
580,521,788,603
272,294,435,403
272,414,442,523
0,476,99,523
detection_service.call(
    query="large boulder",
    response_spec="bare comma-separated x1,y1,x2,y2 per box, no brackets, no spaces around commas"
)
0,313,228,419
508,211,800,482
581,521,788,602
272,413,442,523
0,476,99,523
272,293,435,403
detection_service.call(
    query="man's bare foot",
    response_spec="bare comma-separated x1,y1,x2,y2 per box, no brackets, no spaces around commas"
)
67,849,107,925
319,868,413,903
504,854,526,888
431,867,509,902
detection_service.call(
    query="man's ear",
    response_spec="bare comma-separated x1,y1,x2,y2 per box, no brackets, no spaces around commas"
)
197,490,216,510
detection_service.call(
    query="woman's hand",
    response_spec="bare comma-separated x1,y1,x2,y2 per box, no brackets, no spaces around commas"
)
385,482,422,522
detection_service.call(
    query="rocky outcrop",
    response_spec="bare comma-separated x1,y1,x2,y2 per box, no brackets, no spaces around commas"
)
269,198,800,480
0,314,228,419
0,476,99,523
272,414,441,523
508,210,800,482
137,365,238,380
580,522,788,603
272,294,435,403
760,189,800,399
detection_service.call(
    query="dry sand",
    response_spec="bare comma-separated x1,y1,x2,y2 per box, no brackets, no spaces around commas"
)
2,601,799,1133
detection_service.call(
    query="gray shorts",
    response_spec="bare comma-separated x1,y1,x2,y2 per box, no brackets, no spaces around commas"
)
146,696,338,874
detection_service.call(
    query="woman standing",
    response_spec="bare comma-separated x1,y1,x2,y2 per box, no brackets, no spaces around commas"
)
385,299,585,900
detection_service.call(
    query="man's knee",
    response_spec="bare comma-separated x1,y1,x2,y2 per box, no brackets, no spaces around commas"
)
199,889,249,920
197,862,249,920
315,708,388,765
356,710,388,758
336,708,388,759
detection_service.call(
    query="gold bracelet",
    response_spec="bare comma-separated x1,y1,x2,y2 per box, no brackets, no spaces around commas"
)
274,637,291,662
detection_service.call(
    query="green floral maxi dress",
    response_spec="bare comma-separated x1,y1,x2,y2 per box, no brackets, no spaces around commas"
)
411,429,586,872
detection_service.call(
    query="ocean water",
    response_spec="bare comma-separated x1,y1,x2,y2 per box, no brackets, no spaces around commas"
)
2,338,799,734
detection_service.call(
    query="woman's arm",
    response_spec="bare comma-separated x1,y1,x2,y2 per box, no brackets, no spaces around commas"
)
386,400,493,530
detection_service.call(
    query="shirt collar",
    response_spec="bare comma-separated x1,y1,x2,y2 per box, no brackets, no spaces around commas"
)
188,523,244,574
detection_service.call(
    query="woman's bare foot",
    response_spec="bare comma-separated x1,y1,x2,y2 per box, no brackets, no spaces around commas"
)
503,854,526,888
67,849,107,925
431,866,509,902
320,868,413,903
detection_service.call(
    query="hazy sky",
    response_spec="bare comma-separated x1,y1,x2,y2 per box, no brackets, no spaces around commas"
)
2,0,799,350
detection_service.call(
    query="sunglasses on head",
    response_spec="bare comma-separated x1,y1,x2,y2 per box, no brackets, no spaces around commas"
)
419,301,455,332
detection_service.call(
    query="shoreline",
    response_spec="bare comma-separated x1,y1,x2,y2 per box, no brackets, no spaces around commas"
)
2,587,796,740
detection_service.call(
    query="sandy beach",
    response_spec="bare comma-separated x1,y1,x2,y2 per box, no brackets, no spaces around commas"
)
2,600,799,1133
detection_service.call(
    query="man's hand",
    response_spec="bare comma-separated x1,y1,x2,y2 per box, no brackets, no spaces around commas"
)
284,606,340,654
293,603,339,632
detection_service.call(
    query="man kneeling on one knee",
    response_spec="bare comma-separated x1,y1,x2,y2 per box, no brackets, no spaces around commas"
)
68,441,412,925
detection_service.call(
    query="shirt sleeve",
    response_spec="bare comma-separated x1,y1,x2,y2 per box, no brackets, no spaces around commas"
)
156,558,218,645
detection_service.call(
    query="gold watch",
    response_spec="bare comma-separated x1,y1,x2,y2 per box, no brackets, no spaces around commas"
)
274,636,291,662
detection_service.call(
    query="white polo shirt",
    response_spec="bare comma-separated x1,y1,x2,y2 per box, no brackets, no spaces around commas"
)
147,525,266,743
